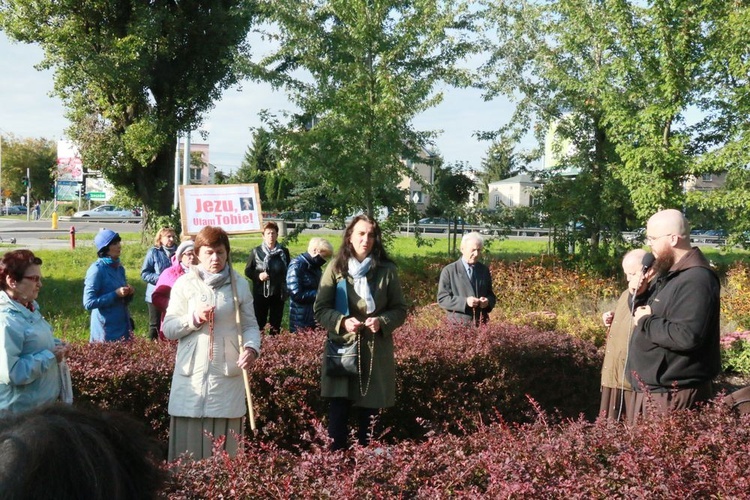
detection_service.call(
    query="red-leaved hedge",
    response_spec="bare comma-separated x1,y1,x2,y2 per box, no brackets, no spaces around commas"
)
163,401,750,498
67,320,602,450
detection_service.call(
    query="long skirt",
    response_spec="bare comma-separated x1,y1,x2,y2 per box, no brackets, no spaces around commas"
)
599,386,635,422
168,416,243,461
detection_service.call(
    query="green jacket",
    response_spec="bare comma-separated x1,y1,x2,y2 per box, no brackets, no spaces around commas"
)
314,259,407,408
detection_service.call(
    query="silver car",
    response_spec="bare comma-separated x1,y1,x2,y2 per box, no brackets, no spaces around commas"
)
73,205,138,218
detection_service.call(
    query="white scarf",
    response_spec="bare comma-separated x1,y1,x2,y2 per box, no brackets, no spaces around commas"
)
348,256,375,313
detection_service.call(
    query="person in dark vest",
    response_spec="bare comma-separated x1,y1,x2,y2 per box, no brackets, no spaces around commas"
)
245,221,290,335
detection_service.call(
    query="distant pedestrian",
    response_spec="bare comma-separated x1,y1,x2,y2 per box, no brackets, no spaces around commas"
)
33,201,41,220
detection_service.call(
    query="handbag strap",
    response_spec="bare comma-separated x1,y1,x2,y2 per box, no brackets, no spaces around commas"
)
357,329,375,397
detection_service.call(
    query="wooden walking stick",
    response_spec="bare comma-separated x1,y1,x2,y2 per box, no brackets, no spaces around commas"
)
228,256,257,431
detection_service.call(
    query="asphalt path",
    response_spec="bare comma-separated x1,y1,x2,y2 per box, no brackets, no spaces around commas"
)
0,218,143,250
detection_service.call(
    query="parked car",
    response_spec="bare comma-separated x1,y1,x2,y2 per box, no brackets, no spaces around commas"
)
417,217,464,233
2,205,27,215
278,211,322,221
73,205,138,218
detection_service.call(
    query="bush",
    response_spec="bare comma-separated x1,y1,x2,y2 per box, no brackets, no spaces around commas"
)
721,332,750,375
66,322,602,451
163,400,750,498
723,262,750,331
67,339,176,445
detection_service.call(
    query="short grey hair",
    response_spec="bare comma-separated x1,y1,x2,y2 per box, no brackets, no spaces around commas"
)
461,231,484,248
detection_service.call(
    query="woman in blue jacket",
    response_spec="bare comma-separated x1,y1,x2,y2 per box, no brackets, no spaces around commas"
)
140,227,176,340
286,237,333,332
83,229,135,342
0,249,67,412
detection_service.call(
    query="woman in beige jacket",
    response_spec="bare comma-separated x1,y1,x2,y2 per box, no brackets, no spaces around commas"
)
163,226,261,461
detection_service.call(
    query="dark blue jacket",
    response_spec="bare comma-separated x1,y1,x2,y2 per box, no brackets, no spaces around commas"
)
141,246,174,303
286,253,324,332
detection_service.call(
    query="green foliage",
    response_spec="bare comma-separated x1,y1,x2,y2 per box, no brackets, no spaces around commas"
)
722,336,750,375
0,134,56,202
252,0,476,222
0,0,258,215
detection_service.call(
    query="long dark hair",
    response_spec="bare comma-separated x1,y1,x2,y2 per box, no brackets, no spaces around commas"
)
333,214,391,276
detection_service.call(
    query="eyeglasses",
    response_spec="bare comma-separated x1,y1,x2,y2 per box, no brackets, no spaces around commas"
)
645,234,673,244
22,275,42,283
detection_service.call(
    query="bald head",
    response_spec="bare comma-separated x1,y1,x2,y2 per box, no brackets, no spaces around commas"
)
647,209,690,240
622,249,647,271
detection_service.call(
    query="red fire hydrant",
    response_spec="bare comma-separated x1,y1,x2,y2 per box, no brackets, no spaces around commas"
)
70,226,76,250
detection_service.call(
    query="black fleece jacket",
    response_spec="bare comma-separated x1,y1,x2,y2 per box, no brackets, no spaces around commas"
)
627,247,721,392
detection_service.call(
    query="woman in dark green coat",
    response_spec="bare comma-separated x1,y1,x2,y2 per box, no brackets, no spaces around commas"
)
314,215,407,451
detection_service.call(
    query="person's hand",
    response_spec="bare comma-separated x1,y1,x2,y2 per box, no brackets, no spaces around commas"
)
477,297,489,309
343,317,363,333
53,344,68,362
116,285,134,298
194,303,215,325
602,310,614,327
466,296,480,308
259,271,269,281
237,347,258,370
364,317,380,333
634,305,652,325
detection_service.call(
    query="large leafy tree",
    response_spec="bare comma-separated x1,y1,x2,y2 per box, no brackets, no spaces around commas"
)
601,0,712,220
251,0,475,221
0,0,257,215
481,0,632,252
0,135,56,203
686,1,750,242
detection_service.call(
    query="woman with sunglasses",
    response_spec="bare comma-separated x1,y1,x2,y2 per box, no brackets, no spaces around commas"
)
0,249,67,412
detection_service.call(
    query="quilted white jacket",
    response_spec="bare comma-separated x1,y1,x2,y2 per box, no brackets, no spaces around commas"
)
163,267,260,418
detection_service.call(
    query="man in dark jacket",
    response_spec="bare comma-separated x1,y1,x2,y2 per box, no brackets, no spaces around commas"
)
437,232,496,326
627,209,720,418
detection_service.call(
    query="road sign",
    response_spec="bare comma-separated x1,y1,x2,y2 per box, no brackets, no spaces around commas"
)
88,192,106,200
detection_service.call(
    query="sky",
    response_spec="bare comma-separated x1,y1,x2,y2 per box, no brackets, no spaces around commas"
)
0,32,516,175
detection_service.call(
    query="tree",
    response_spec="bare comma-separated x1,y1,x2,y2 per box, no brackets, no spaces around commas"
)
230,127,291,211
684,1,750,242
0,0,257,216
251,0,475,222
0,135,56,203
481,0,634,255
430,162,476,254
479,139,520,185
600,0,712,220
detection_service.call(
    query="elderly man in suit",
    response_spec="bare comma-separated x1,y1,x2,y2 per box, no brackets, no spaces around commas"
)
437,231,496,326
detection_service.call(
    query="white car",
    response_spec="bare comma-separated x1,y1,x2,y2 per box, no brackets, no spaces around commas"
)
73,205,138,218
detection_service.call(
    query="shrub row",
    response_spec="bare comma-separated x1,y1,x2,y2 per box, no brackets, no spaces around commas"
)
164,400,750,498
67,320,603,451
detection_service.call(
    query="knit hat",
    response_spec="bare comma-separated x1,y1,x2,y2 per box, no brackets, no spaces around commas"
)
175,240,195,261
94,229,119,252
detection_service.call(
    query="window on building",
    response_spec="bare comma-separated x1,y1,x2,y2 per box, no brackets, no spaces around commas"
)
701,174,713,182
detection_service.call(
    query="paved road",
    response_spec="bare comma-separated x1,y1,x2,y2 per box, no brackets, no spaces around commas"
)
0,219,143,250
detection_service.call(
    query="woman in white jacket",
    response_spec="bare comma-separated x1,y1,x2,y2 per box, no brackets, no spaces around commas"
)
163,226,261,461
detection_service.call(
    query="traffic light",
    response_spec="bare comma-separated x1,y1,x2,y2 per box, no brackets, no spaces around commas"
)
81,182,86,196
22,177,29,187
49,182,55,196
